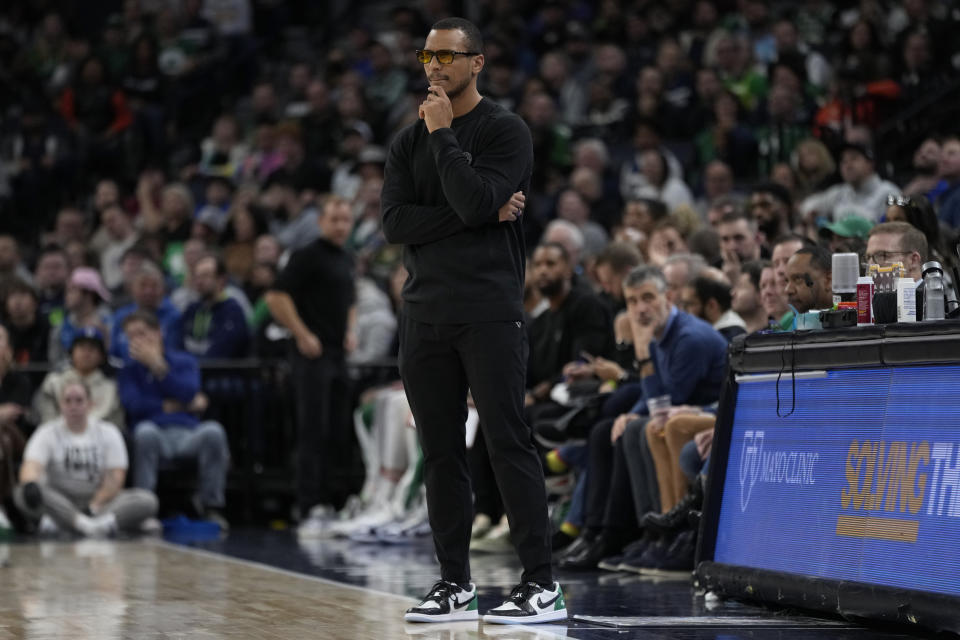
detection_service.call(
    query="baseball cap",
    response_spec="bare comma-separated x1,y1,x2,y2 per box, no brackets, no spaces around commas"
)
69,267,111,303
70,326,106,353
818,215,874,239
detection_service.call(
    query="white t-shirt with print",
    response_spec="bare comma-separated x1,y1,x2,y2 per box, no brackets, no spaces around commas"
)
23,418,128,502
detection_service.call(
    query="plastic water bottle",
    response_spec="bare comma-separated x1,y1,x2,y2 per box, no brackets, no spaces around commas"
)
922,261,945,321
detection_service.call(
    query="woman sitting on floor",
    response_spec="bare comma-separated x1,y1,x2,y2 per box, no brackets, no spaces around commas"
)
14,379,157,537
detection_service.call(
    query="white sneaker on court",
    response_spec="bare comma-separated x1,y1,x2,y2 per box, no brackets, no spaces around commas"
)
405,581,479,623
470,515,512,553
470,513,492,539
482,582,568,625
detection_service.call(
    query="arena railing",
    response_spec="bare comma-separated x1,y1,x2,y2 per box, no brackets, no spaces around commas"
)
16,356,400,523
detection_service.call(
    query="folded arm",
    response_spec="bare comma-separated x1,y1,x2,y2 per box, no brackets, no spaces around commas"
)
428,118,533,228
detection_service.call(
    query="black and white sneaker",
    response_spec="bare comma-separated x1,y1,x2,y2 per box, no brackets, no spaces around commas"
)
482,581,567,624
404,580,479,623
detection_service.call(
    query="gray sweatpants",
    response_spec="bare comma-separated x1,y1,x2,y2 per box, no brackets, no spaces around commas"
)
13,483,158,533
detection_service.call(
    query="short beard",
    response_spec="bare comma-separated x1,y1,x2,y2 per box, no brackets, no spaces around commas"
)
538,279,565,298
444,74,473,100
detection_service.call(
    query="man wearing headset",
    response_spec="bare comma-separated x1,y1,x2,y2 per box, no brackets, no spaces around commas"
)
784,245,834,313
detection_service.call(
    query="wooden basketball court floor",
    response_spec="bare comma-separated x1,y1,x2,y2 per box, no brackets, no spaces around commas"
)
0,530,934,639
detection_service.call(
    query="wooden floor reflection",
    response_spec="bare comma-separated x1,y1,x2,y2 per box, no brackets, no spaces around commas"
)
0,540,570,640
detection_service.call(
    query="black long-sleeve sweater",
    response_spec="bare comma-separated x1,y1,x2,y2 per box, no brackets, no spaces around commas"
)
381,98,533,324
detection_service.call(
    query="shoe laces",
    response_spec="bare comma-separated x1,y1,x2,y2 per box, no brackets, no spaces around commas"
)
666,490,699,517
422,580,461,604
507,582,542,605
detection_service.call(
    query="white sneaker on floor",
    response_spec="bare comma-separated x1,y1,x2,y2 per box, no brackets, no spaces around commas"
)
297,516,334,539
470,515,512,553
140,517,163,536
38,514,59,535
347,511,401,543
377,507,431,544
470,513,492,539
399,517,432,540
482,582,568,625
405,580,479,623
74,513,117,538
326,504,396,538
308,504,338,522
0,506,11,532
299,500,390,539
344,507,401,541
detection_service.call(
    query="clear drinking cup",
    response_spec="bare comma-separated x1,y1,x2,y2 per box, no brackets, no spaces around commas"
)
646,394,672,418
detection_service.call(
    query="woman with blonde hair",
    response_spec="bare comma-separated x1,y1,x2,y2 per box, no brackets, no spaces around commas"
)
792,138,837,200
16,378,158,536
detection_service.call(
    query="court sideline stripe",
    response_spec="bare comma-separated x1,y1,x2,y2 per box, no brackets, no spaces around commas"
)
154,539,417,602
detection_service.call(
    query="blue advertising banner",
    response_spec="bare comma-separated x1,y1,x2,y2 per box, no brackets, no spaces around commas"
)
714,365,960,597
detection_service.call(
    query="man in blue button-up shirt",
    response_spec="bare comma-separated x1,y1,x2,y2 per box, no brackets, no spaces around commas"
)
558,266,727,571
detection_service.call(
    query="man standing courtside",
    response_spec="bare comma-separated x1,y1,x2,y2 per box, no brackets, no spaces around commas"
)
381,17,566,625
266,196,357,518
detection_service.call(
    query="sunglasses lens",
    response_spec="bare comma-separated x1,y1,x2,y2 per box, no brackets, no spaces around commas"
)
437,51,454,63
416,50,431,63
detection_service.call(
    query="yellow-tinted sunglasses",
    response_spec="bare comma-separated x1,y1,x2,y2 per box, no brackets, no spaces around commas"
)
416,49,479,64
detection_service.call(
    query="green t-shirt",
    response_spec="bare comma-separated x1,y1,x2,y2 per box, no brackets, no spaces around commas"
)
250,297,272,330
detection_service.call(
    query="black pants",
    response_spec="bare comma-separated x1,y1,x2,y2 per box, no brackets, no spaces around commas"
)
469,428,504,523
293,352,351,513
622,417,660,517
585,418,642,532
399,315,552,585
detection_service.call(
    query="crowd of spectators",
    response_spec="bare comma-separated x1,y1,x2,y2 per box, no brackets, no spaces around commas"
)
0,0,958,544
